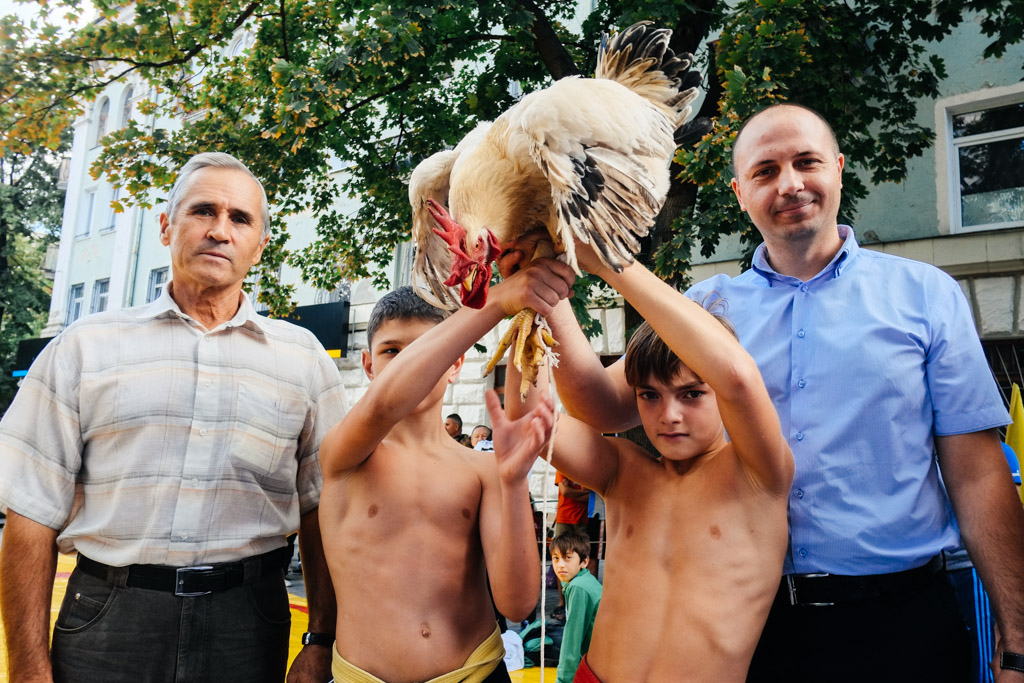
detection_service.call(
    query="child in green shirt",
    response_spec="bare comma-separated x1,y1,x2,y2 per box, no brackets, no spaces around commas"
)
551,531,603,683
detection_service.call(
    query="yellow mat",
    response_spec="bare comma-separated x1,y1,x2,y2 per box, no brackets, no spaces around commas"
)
0,554,556,682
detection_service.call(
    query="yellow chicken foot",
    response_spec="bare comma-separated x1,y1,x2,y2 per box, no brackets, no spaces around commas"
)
483,308,535,376
482,310,559,400
518,314,559,401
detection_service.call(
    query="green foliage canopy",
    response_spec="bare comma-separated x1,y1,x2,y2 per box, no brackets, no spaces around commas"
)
0,0,1019,317
0,133,67,411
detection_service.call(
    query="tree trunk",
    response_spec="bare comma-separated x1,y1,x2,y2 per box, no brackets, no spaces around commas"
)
522,0,581,79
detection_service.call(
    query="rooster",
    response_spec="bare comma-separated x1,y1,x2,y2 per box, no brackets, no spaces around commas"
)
409,21,708,399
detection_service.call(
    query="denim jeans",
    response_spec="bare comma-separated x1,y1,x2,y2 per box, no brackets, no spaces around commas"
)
51,566,291,683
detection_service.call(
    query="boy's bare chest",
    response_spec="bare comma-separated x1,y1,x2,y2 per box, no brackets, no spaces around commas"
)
605,461,774,557
341,446,484,529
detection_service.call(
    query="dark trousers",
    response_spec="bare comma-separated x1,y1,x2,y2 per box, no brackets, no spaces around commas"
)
947,566,996,683
483,660,513,682
747,570,970,683
51,566,291,683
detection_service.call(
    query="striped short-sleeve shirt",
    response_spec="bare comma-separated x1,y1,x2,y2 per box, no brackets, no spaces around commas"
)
0,287,349,566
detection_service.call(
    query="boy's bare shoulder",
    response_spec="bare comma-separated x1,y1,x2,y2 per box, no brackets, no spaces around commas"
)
336,429,484,484
605,436,661,467
596,436,662,489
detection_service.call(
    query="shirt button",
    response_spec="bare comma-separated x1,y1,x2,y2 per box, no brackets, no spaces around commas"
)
191,477,199,487
795,489,804,499
205,380,213,387
199,428,208,436
797,330,806,338
800,285,808,292
798,380,806,388
204,336,211,342
180,532,189,540
796,432,805,441
799,548,808,558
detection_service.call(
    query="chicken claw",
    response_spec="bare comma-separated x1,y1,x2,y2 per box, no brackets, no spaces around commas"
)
483,310,559,401
483,313,524,376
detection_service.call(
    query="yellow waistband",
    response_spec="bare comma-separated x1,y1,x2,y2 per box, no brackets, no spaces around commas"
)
331,624,505,683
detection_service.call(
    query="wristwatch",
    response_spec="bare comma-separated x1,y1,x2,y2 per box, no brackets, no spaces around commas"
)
301,631,334,647
1001,651,1024,674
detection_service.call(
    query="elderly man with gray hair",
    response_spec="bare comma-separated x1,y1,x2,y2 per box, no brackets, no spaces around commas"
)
0,152,349,683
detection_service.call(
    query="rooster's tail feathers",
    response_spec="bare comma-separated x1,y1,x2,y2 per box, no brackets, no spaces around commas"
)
596,21,700,132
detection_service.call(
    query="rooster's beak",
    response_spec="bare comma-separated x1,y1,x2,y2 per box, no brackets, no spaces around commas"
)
463,265,478,293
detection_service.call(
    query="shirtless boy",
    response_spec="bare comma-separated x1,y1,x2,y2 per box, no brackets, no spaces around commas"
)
318,260,573,683
505,248,793,682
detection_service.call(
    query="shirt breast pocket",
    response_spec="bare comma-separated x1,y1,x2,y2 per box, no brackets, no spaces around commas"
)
230,382,309,482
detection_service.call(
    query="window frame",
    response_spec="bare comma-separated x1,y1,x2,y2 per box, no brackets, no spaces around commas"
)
120,86,134,128
66,283,85,326
936,82,1024,235
94,97,110,147
77,190,96,238
90,278,110,314
147,267,169,303
101,187,120,233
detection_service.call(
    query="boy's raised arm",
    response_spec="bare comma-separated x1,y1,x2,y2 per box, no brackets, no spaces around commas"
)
580,249,793,495
477,389,552,620
319,259,575,479
503,318,622,497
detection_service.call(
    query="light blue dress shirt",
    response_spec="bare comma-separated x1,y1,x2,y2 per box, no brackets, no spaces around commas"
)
688,226,1009,575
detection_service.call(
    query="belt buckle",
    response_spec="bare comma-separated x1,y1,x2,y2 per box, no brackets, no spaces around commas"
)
175,565,214,597
786,573,835,607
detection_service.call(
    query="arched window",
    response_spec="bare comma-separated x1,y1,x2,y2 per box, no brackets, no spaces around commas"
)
120,87,134,127
94,98,109,146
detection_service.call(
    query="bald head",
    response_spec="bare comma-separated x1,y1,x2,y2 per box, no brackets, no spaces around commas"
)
728,103,846,279
732,104,839,174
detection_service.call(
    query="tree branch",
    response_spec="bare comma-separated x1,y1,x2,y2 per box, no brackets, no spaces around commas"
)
165,12,178,52
279,0,290,62
388,111,406,170
518,0,580,79
341,75,414,116
442,33,516,44
54,3,261,72
14,2,262,127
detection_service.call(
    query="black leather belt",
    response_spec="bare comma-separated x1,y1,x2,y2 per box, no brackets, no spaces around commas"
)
76,546,292,597
782,554,944,606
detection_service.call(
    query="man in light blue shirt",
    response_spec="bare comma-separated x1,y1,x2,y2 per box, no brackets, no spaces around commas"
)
532,104,1024,682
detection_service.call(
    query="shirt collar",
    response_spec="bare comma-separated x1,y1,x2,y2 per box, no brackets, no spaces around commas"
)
750,225,858,286
132,282,268,336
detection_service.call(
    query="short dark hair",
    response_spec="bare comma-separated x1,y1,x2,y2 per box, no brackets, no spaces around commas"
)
731,103,839,175
446,413,463,430
551,531,591,560
624,297,737,388
472,424,491,438
366,286,449,347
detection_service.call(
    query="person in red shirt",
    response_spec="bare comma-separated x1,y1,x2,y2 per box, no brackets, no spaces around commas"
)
554,471,589,536
553,470,590,620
